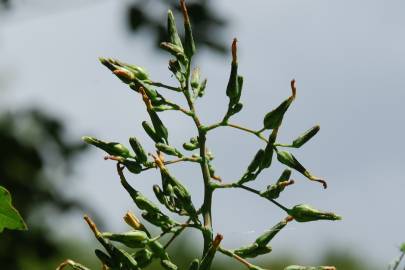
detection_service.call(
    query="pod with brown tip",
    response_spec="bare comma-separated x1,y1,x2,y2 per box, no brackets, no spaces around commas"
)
287,204,342,222
156,143,182,157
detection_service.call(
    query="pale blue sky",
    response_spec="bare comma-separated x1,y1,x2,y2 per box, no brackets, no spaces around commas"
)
1,1,405,268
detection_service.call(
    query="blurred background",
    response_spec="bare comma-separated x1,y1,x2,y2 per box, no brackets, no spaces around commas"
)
1,0,404,269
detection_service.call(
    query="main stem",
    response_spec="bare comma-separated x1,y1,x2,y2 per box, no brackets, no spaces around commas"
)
182,62,213,255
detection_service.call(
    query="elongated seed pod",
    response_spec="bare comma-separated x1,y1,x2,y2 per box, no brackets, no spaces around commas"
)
101,231,149,249
292,125,320,148
234,243,272,258
180,0,195,58
82,136,133,158
129,137,148,163
287,204,341,223
122,160,142,174
156,143,182,157
260,129,278,169
142,121,164,143
255,220,288,246
149,111,169,143
247,149,265,173
161,259,178,270
226,39,239,101
167,10,183,49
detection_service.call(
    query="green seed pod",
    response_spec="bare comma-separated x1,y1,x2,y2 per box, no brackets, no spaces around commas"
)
123,160,142,174
129,137,148,163
226,39,239,101
142,121,164,143
260,129,278,169
263,88,295,130
234,243,272,258
107,58,149,81
141,211,175,232
260,169,293,199
292,125,320,148
153,185,166,205
135,196,161,214
188,259,200,270
172,186,197,216
287,204,341,222
101,231,149,249
183,142,198,151
167,10,183,49
276,150,326,188
255,220,288,247
247,149,265,173
156,143,182,157
277,169,292,182
161,259,178,270
148,240,169,260
94,249,114,267
99,57,117,72
180,0,196,58
134,249,154,268
82,136,132,158
149,111,169,144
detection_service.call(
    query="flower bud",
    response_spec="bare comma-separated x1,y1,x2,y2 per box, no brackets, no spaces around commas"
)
123,212,143,230
292,125,320,148
183,142,199,151
129,137,148,163
167,10,183,49
82,136,132,158
197,78,207,97
160,42,187,64
101,231,149,248
287,204,341,222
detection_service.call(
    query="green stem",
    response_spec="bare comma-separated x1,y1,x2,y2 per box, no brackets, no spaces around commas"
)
148,81,181,92
203,121,268,143
393,252,405,270
218,247,263,270
181,61,213,255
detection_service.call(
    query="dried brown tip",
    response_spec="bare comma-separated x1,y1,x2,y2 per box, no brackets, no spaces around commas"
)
151,153,165,169
84,215,101,237
124,211,143,230
56,260,73,270
290,79,297,98
139,87,153,110
213,233,224,248
104,155,123,162
180,0,190,24
231,38,238,63
285,216,294,223
211,175,222,182
279,179,295,188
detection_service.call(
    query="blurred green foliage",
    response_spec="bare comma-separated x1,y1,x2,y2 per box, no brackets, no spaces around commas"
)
0,109,90,269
